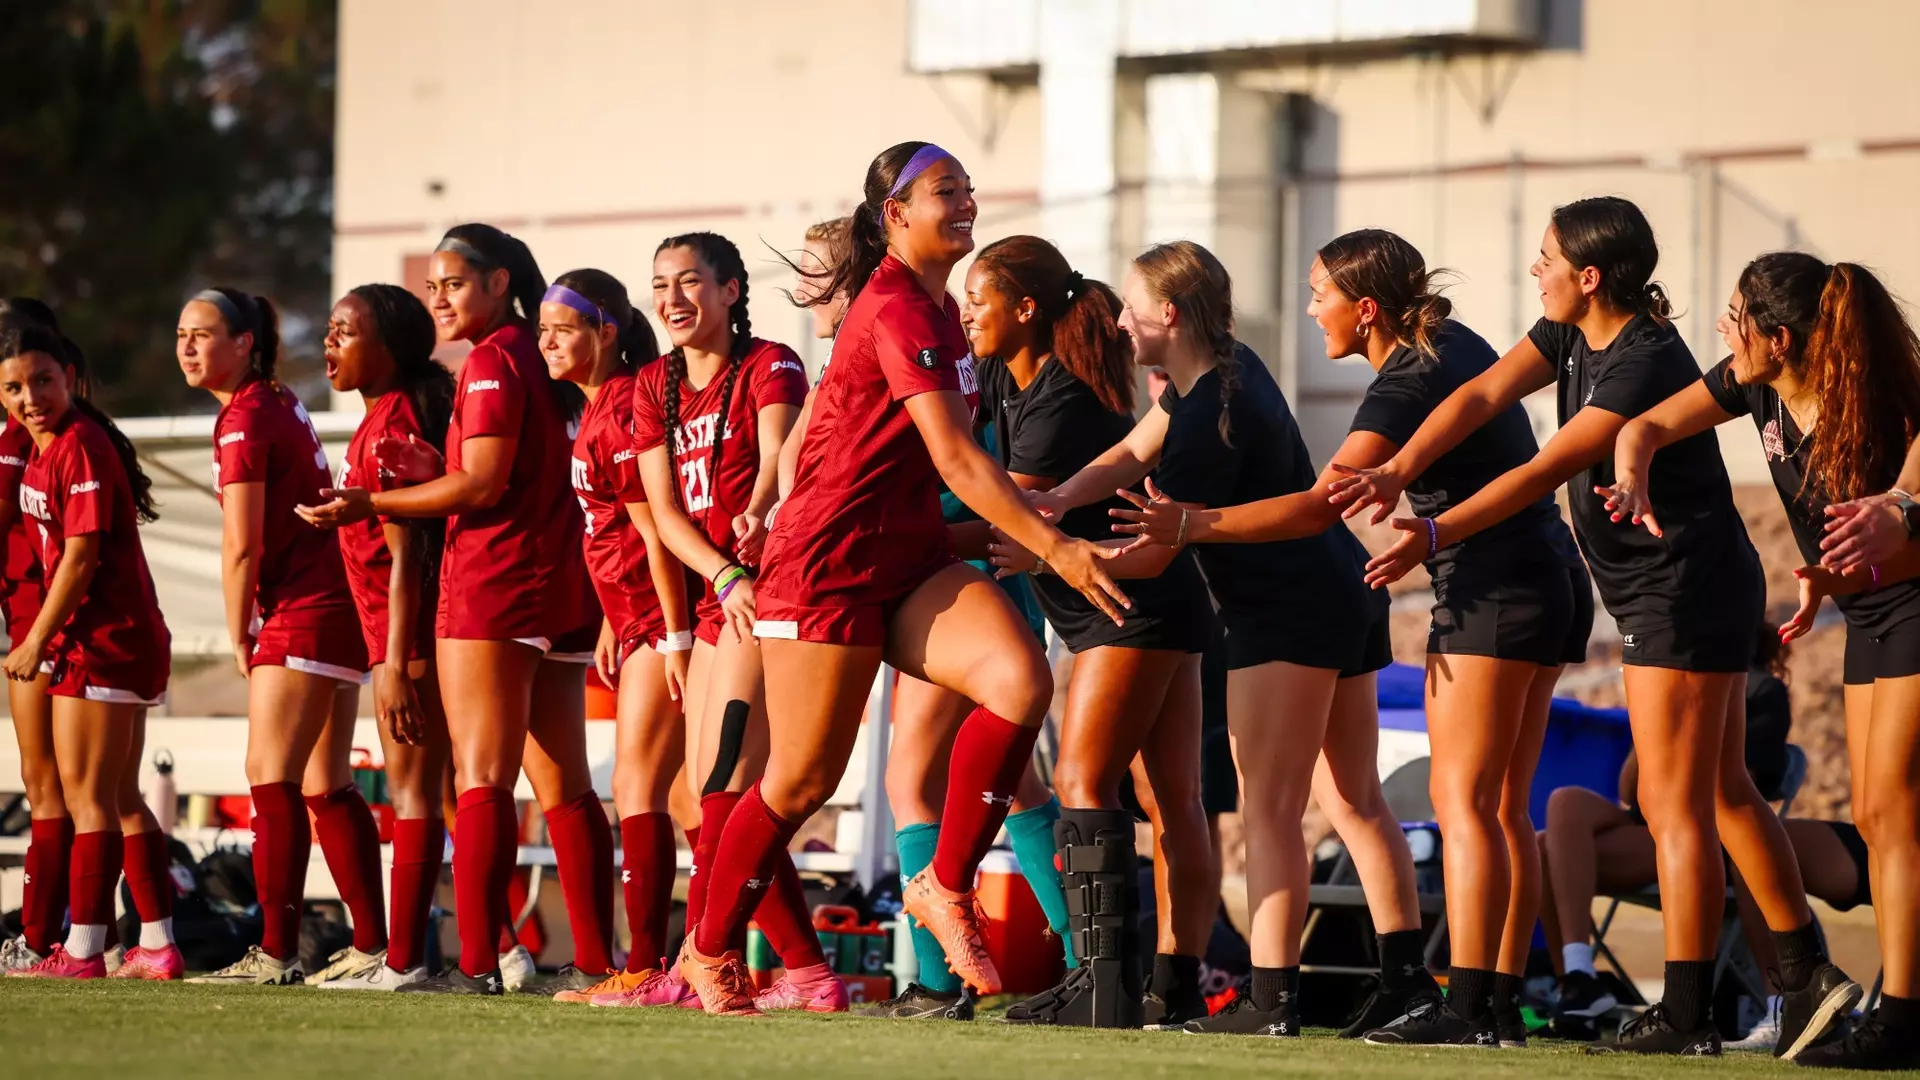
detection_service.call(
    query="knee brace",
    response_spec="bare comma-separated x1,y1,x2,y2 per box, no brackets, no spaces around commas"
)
701,699,751,796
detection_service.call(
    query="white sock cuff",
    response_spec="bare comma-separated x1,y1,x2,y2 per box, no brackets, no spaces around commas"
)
139,917,176,950
1562,942,1596,977
66,924,108,960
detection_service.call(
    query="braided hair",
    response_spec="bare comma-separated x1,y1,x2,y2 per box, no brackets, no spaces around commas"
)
0,321,157,522
654,233,751,520
347,283,452,583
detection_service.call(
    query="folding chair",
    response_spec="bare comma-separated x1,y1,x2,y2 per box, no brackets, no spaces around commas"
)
1590,745,1810,1008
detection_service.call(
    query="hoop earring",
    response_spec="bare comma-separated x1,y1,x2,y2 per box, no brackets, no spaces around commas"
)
1359,323,1370,339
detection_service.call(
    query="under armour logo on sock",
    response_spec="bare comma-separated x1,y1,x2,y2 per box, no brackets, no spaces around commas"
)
622,870,632,884
20,871,28,885
745,877,767,890
980,791,1013,807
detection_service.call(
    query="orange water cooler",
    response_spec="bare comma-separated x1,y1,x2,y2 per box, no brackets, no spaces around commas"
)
975,849,1066,996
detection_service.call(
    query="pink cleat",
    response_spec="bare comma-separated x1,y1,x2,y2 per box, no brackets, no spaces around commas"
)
754,964,851,1013
7,944,107,979
110,945,186,981
590,966,703,1008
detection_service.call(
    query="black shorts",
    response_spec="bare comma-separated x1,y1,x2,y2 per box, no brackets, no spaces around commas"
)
1428,556,1593,666
1824,821,1874,912
1222,603,1392,677
1199,628,1235,815
1614,582,1763,674
1033,550,1215,655
1842,615,1920,685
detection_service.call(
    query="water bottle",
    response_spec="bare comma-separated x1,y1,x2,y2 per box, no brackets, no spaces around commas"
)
149,749,177,834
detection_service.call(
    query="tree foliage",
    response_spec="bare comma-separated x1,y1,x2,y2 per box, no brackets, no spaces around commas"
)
0,0,336,413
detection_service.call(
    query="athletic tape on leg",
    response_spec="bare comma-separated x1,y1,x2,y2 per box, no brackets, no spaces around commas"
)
702,699,751,796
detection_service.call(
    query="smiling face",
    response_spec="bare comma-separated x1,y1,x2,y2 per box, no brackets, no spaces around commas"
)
1117,267,1174,369
539,301,614,386
885,158,976,266
796,236,847,340
322,293,390,394
651,245,738,353
1530,225,1590,324
1719,286,1790,386
0,350,74,436
176,300,252,392
960,262,1034,362
425,250,508,343
1306,256,1372,360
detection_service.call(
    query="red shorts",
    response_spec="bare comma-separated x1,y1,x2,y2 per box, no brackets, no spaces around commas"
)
694,587,724,647
5,580,43,647
545,621,600,664
751,589,924,648
45,640,168,706
252,606,369,684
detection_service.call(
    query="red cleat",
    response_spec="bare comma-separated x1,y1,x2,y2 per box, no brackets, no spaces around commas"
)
7,944,107,979
111,944,186,981
754,964,851,1013
676,940,762,1017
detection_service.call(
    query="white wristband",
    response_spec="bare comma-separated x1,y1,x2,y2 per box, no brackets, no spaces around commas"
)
658,631,695,653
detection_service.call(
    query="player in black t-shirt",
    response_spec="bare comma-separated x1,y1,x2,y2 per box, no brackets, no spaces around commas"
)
1113,230,1590,1048
1328,198,1855,1058
1022,241,1436,1040
965,236,1217,1030
1607,252,1918,1069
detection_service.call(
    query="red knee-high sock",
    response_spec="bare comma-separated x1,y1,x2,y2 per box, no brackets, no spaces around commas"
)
307,785,388,954
752,849,826,970
387,817,443,972
692,793,743,949
69,831,123,931
933,707,1040,892
250,782,309,960
121,829,174,925
455,787,517,976
680,824,702,945
619,813,675,972
22,817,74,953
692,785,798,958
545,792,615,974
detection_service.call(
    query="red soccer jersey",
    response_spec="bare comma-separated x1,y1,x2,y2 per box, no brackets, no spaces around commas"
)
0,419,44,616
757,255,978,610
214,378,355,625
571,371,662,643
630,338,809,561
21,412,169,675
337,391,438,666
439,320,585,641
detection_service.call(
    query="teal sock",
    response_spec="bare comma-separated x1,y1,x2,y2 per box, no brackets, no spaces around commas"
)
1004,798,1075,967
896,822,960,994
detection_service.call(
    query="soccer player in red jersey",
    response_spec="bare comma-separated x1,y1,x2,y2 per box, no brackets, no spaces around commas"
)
302,224,609,995
312,284,456,989
675,142,1125,1015
634,233,842,1013
536,267,704,1006
0,323,173,980
174,288,382,986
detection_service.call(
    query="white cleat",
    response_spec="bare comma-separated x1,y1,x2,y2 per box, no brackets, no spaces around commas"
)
498,944,536,993
0,935,46,974
316,956,428,991
1727,1003,1781,1053
186,945,306,985
306,947,387,986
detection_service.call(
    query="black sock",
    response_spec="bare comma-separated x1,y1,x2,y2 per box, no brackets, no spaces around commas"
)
1662,960,1715,1032
1876,993,1920,1040
1447,966,1495,1021
1770,919,1826,993
1150,953,1200,998
1377,930,1427,991
1250,966,1299,1012
1492,972,1525,1019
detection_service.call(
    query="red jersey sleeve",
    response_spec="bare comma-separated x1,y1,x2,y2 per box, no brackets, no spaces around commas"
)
748,343,812,414
216,401,272,486
54,437,113,538
0,423,31,501
457,342,525,440
630,367,668,455
608,422,647,503
368,397,426,497
873,297,963,402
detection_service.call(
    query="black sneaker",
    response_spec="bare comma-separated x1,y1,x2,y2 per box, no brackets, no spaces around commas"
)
1363,998,1499,1047
1549,970,1619,1039
394,966,504,996
1338,970,1444,1038
859,982,974,1020
1776,963,1862,1061
1587,1003,1720,1056
1796,1013,1920,1071
1494,1000,1529,1049
1142,984,1209,1031
1182,990,1299,1037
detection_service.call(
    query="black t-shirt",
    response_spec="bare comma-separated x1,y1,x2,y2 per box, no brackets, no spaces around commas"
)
1527,315,1761,628
1349,319,1579,567
976,356,1213,652
1702,357,1920,636
1154,343,1387,636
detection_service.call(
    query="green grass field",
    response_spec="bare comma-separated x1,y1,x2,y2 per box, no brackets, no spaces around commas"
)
0,981,1843,1080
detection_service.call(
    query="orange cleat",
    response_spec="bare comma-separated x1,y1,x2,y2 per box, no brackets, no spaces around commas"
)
675,939,762,1017
111,944,186,981
901,866,1001,996
554,967,656,1004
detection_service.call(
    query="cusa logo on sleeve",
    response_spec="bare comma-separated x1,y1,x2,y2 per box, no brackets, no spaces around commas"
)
219,431,246,446
68,480,99,495
772,358,804,377
468,379,501,393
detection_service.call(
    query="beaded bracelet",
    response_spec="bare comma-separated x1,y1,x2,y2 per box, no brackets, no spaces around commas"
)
1424,518,1440,558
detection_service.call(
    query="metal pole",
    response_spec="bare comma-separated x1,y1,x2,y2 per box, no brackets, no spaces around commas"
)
855,664,897,894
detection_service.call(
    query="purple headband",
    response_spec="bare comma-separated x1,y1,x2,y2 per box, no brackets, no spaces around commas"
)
888,144,959,198
542,284,613,327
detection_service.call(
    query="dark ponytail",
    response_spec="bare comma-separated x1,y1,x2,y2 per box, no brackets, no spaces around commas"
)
196,287,281,380
780,142,937,312
654,233,752,515
1549,196,1672,321
971,235,1133,414
1316,229,1455,359
1133,241,1239,445
348,283,451,586
436,223,581,415
549,269,658,375
0,322,157,522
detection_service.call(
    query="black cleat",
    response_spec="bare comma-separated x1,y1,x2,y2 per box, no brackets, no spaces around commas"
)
1796,1012,1920,1071
1549,970,1618,1040
394,966,504,996
1182,991,1299,1038
1586,1003,1720,1056
1493,998,1530,1049
1362,998,1499,1047
1776,962,1862,1061
859,982,974,1020
538,963,605,997
1338,970,1444,1039
1142,985,1209,1031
